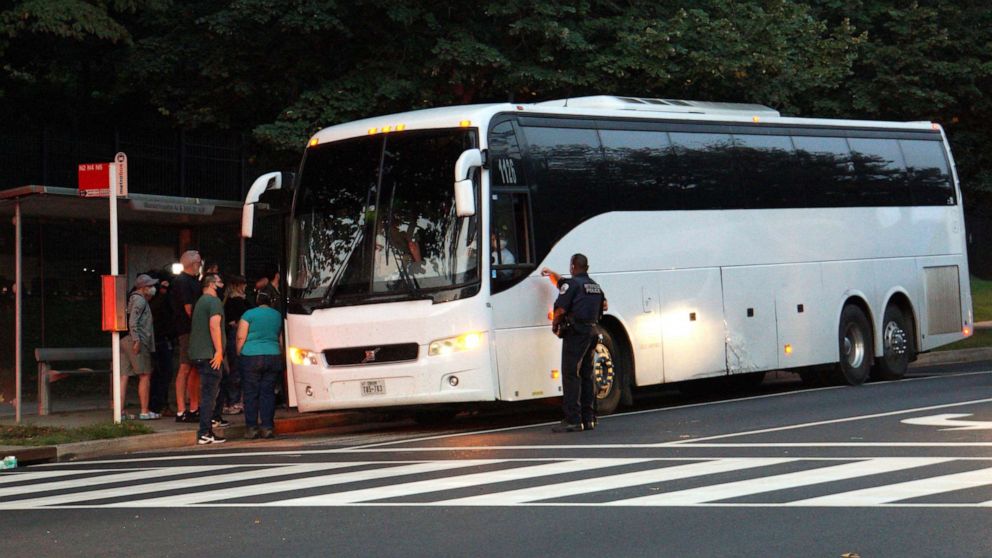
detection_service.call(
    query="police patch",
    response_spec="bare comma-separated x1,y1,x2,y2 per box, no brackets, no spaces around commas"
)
559,283,569,295
584,283,602,294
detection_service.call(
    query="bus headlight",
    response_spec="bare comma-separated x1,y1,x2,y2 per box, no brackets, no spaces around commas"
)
289,347,321,366
428,332,483,356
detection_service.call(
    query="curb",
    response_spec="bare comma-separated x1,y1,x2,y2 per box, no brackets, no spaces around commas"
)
911,347,992,367
3,409,388,465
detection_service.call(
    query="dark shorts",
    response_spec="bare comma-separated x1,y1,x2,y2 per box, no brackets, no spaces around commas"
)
178,334,192,365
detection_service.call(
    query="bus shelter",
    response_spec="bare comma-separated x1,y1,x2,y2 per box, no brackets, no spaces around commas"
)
0,185,248,422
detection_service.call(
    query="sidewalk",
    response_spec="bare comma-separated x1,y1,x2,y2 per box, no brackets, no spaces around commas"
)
3,335,991,466
1,399,391,464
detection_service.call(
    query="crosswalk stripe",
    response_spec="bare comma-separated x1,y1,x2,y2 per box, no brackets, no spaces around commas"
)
113,460,503,507
0,466,236,499
270,458,692,506
0,463,356,508
437,458,795,505
610,458,955,506
0,469,122,486
788,465,992,506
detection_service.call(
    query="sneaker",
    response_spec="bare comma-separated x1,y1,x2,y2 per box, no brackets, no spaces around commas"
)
175,411,188,423
223,404,243,415
582,418,597,431
551,420,584,433
211,418,231,428
181,410,199,423
196,431,226,445
244,427,259,440
258,428,275,439
139,412,162,420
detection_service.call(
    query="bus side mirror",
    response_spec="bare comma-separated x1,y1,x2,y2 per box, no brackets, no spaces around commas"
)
454,148,482,217
242,171,294,238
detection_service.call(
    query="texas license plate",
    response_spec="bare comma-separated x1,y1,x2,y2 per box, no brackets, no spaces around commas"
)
361,379,386,396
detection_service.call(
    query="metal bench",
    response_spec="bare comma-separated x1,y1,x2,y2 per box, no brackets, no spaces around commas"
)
35,347,112,416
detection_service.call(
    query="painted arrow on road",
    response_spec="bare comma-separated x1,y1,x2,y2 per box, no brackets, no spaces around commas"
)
901,414,992,431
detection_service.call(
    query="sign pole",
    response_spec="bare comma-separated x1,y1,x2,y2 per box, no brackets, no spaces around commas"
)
110,164,122,424
14,199,22,423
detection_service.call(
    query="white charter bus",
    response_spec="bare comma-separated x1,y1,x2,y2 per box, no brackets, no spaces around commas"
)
250,95,973,416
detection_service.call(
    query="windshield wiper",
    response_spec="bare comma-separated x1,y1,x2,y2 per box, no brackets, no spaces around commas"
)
320,227,365,307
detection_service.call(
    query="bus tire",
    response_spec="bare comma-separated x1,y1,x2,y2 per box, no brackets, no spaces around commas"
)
593,327,625,416
833,304,873,386
871,305,913,381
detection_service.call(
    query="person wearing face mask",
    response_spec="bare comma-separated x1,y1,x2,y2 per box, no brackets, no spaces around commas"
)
189,273,228,444
120,274,160,420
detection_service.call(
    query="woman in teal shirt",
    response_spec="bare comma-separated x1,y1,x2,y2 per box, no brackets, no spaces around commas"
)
235,292,284,439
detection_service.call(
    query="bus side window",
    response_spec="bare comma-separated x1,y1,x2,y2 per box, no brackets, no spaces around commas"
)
899,139,955,206
848,137,910,206
491,191,533,293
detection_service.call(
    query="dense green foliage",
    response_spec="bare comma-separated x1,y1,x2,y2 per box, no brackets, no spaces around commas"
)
1,1,990,206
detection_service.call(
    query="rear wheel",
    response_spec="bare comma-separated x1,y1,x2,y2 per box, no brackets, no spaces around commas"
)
871,305,913,381
593,328,626,415
832,304,873,386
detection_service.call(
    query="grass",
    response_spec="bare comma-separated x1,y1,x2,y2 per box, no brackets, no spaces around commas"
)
0,422,153,447
971,275,992,323
934,276,992,351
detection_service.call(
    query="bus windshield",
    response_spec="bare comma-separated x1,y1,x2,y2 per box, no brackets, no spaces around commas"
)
288,129,480,310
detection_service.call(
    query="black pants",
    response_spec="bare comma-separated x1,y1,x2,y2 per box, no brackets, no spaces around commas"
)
561,325,598,425
149,338,173,413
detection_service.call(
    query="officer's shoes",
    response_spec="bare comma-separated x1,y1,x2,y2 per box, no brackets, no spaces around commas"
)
583,419,597,431
551,420,584,433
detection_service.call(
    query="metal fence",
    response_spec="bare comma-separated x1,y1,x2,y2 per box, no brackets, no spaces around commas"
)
0,127,248,201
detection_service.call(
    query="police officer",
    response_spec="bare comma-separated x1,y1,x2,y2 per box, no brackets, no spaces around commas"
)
542,253,607,433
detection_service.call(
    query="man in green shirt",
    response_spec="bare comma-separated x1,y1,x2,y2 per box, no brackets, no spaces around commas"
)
189,273,227,444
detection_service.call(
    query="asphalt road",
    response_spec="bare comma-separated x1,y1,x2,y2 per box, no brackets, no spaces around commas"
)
2,362,991,558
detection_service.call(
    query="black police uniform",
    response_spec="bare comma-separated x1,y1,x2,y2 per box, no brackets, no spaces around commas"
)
553,273,605,427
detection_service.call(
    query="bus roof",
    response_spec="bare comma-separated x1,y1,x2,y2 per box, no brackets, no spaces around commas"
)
308,95,940,146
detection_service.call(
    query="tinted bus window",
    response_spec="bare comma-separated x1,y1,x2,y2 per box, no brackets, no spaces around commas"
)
899,139,955,206
848,138,910,206
489,120,524,187
521,126,605,260
733,134,801,208
669,132,739,209
792,136,855,207
600,129,679,211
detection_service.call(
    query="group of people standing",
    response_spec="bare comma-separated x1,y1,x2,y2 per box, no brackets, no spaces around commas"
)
119,249,286,445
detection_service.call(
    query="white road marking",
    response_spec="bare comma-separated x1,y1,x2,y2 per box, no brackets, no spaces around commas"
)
114,460,502,507
611,458,954,506
268,459,658,506
789,465,992,506
0,463,356,508
901,413,992,431
666,397,992,445
0,469,125,486
0,465,236,499
436,458,794,505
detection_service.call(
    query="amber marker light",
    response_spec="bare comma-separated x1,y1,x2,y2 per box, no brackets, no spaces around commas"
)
963,326,972,337
308,137,319,147
459,120,472,127
551,370,560,379
396,124,406,131
752,116,761,123
368,128,378,135
784,344,793,355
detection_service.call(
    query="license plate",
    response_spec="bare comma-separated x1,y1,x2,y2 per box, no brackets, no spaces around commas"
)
361,379,386,396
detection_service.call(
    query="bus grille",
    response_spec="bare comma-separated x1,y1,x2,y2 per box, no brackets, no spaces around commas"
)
323,343,419,366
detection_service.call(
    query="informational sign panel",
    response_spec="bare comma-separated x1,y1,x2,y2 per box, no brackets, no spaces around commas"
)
78,152,128,197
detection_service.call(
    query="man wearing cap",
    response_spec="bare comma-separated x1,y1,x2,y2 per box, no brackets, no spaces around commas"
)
120,274,160,420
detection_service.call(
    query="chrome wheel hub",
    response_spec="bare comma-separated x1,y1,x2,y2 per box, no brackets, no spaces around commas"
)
593,342,615,399
883,320,908,356
843,324,866,369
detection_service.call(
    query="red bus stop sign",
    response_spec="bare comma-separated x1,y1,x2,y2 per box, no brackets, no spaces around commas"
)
78,162,112,197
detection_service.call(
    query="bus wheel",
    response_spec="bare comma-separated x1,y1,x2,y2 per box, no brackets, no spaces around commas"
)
871,305,913,381
593,328,624,415
833,304,873,386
